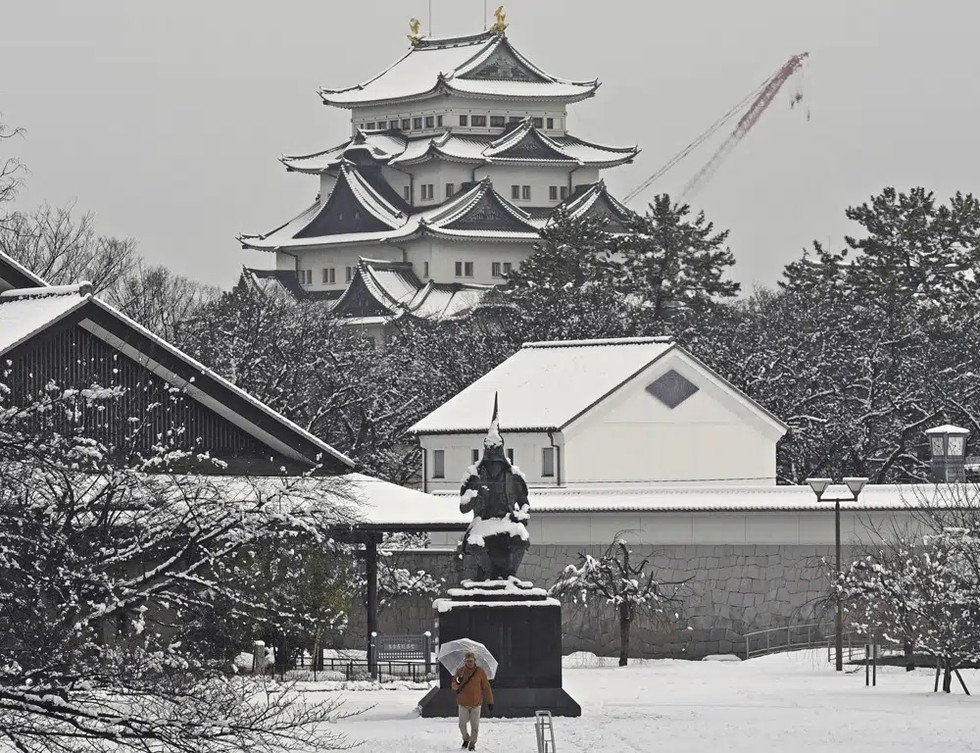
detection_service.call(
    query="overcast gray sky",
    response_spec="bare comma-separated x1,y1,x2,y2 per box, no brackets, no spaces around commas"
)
2,0,978,291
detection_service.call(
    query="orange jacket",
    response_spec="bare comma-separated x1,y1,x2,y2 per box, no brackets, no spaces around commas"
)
451,666,494,707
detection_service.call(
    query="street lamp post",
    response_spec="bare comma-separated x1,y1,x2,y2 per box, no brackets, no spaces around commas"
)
805,476,869,672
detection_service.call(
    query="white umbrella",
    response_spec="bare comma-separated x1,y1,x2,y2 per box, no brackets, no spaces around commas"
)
437,638,498,680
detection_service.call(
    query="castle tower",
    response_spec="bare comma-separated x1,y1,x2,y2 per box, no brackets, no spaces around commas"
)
239,20,638,320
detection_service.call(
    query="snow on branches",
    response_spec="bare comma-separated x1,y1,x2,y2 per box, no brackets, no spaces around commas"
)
0,380,359,751
550,534,689,666
836,487,980,693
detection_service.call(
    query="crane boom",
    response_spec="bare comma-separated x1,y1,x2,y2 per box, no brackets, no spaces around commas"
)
680,52,808,199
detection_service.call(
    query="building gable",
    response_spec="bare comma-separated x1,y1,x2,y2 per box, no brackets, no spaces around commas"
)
4,321,283,472
489,128,571,162
441,189,536,233
294,170,392,238
459,39,549,83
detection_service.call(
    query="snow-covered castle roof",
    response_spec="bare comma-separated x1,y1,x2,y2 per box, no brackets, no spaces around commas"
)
319,31,599,108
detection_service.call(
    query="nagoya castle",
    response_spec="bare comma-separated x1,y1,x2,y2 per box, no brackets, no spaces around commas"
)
239,9,637,332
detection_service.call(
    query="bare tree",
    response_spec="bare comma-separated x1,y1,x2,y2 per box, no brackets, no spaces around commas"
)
0,203,137,293
550,534,689,666
0,116,25,223
106,261,220,340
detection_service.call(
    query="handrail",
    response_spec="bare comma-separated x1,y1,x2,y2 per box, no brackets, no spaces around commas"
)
743,623,826,659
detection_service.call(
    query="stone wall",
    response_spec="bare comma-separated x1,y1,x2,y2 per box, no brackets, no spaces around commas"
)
341,543,852,658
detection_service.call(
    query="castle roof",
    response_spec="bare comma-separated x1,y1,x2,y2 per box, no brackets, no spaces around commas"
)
239,173,547,251
319,31,598,108
282,123,637,173
330,258,493,322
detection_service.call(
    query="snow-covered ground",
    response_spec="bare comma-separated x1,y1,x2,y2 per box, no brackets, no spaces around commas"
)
301,651,978,752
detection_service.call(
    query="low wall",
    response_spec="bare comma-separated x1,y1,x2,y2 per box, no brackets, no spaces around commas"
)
342,543,848,658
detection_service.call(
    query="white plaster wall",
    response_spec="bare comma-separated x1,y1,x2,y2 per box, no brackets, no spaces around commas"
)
531,509,925,547
403,162,473,206
471,165,599,207
419,430,566,493
351,97,568,137
562,354,779,485
294,244,402,294
319,173,338,201
406,237,532,285
275,252,296,272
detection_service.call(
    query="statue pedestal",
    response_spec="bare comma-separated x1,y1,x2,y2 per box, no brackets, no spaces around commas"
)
417,578,581,718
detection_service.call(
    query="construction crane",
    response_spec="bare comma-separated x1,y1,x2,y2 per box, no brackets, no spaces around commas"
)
623,52,809,205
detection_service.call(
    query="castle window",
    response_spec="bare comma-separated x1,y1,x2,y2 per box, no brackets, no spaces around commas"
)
423,261,429,277
421,184,434,200
507,448,515,463
345,266,353,283
509,116,523,123
413,117,423,129
471,115,487,127
560,186,569,200
445,183,455,198
542,447,555,477
546,117,554,129
403,185,411,201
490,115,505,128
532,117,543,128
432,450,445,479
492,262,502,278
365,122,376,130
549,186,558,201
511,185,520,200
455,261,474,278
503,262,512,275
437,115,444,127
472,449,480,463
425,116,435,128
401,118,411,130
322,268,335,284
459,115,469,126
521,185,531,200
389,120,399,129
298,269,312,285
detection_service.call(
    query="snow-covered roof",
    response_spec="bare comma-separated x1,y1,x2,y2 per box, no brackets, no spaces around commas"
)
240,172,546,252
410,337,679,434
0,284,91,354
282,127,636,174
411,337,788,436
0,252,48,292
330,258,493,322
433,482,975,516
0,262,355,471
319,31,598,108
434,482,968,513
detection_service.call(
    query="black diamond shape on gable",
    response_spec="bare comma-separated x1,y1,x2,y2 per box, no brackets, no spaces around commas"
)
443,191,533,232
646,369,698,409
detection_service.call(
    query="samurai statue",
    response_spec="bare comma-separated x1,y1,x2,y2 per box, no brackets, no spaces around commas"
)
458,394,530,580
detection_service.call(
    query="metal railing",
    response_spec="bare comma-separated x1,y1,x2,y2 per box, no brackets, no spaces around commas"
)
297,655,436,682
743,623,826,658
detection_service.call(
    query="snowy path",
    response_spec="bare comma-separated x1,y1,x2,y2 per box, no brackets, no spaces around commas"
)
308,652,979,752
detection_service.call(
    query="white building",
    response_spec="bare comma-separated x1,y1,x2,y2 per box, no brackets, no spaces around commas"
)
238,21,637,321
408,337,788,493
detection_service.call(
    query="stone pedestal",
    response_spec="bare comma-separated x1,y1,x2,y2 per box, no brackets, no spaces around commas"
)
417,579,581,718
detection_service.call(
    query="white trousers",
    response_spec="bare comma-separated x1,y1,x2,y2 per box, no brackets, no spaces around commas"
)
458,704,482,743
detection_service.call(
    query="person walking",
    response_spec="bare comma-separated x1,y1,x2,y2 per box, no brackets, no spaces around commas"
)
452,650,494,751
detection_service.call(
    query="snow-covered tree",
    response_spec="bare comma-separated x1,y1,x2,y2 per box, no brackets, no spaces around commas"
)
837,488,980,693
0,380,357,751
550,535,688,666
